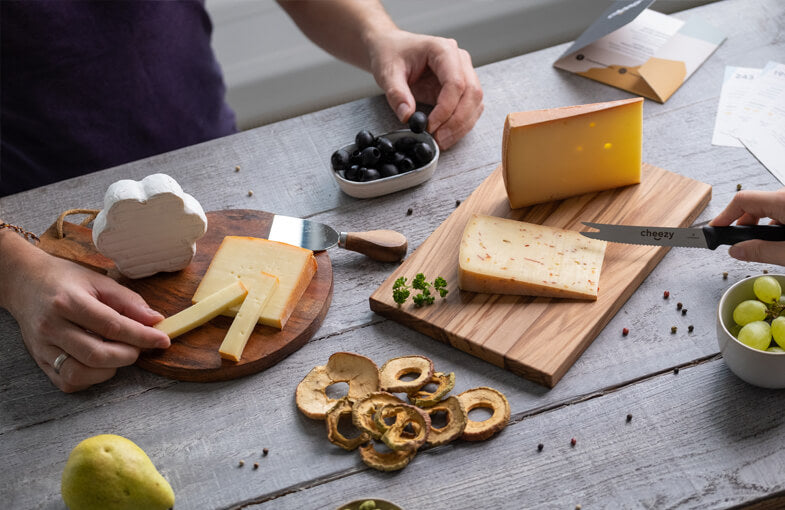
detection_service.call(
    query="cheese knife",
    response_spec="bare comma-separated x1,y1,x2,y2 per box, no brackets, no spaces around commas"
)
580,222,785,249
267,214,407,261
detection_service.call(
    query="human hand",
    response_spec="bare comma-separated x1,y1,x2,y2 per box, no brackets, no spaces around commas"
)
709,188,785,265
367,30,484,150
0,234,170,392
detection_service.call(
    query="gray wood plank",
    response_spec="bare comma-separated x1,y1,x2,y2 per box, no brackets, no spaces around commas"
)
243,358,785,510
2,0,785,509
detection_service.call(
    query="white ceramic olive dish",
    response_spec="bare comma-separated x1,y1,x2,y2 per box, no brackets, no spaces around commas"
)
717,274,785,389
331,129,439,199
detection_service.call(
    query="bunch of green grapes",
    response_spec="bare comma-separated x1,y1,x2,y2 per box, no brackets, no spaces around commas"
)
732,276,785,353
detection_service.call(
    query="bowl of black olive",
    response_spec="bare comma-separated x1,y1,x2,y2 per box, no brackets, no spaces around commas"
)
330,112,439,198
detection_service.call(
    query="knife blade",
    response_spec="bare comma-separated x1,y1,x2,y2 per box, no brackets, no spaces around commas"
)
267,214,407,261
580,222,785,249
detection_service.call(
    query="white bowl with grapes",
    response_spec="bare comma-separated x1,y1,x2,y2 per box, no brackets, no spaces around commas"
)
717,274,785,388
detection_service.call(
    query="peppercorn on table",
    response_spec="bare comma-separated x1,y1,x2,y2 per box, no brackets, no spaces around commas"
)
3,0,785,508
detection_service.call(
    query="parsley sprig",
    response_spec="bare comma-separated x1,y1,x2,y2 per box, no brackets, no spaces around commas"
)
393,273,448,307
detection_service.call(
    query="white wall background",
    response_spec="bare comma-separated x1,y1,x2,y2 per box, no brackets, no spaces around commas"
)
206,0,717,129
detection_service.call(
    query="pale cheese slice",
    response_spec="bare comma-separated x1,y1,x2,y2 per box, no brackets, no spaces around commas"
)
458,214,606,300
502,97,643,208
154,280,248,339
219,272,279,361
192,236,317,329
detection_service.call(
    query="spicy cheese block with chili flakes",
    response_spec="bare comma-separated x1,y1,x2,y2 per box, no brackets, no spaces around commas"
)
458,214,607,300
192,236,317,330
502,97,643,208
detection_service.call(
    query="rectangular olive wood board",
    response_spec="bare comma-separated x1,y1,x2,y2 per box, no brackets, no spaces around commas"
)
369,163,712,387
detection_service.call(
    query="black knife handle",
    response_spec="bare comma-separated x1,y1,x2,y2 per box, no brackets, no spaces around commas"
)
703,225,785,250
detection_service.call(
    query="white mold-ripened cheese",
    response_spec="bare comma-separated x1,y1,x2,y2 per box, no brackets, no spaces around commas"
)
154,281,248,339
502,97,643,208
92,173,207,279
219,272,279,361
458,214,607,300
192,236,317,330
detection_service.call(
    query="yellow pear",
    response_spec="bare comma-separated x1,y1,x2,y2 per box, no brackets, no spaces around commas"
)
61,434,175,510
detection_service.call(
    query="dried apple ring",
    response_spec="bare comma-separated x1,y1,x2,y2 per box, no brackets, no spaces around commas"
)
295,352,380,420
425,395,467,446
358,441,417,472
325,397,370,451
379,355,434,393
456,387,510,441
408,372,455,408
373,403,430,452
352,392,405,439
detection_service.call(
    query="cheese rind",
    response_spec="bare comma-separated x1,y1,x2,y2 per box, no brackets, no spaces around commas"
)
458,214,606,300
219,272,279,361
502,97,643,208
154,281,248,339
192,236,317,329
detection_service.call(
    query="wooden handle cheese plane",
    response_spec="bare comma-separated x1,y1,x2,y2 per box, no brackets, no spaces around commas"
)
581,222,785,249
268,214,407,262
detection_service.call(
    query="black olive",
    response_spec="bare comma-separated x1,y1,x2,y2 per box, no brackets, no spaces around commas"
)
360,146,381,166
387,151,406,165
398,157,414,173
344,165,361,181
349,149,362,166
413,142,434,166
331,149,350,170
375,136,395,157
362,168,381,181
379,163,399,178
408,111,428,133
355,130,374,149
394,136,417,154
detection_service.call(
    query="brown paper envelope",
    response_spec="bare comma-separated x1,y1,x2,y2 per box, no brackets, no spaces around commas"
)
575,57,687,103
638,57,687,102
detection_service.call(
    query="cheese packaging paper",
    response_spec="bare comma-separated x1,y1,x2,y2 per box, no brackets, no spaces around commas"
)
554,0,725,103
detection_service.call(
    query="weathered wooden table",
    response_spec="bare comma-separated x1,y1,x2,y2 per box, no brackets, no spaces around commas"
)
2,1,784,508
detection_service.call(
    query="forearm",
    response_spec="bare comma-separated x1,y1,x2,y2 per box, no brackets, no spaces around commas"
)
276,0,397,71
0,226,41,313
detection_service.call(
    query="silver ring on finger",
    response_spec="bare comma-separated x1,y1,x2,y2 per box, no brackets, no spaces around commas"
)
53,352,70,375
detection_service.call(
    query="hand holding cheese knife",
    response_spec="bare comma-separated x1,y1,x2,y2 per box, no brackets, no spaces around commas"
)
583,189,785,263
581,222,785,249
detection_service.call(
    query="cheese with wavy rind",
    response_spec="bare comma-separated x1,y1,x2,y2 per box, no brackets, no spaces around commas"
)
92,174,207,279
458,214,606,300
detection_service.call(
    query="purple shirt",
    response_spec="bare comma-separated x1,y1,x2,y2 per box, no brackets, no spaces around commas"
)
0,0,237,197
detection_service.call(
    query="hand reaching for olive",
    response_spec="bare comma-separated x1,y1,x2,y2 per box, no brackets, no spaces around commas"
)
276,0,484,151
367,30,484,150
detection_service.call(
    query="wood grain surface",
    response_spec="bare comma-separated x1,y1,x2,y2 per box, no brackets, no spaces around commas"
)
39,210,333,382
370,163,711,387
2,1,785,509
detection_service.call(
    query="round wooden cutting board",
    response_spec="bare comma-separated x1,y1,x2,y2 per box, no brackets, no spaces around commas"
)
131,210,333,382
40,209,333,382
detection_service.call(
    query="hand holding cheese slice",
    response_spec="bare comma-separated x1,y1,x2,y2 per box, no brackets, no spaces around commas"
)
458,214,607,300
502,97,643,208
